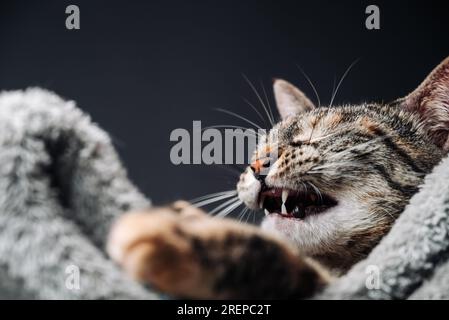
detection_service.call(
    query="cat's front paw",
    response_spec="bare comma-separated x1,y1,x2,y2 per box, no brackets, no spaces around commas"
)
107,201,216,298
107,201,330,299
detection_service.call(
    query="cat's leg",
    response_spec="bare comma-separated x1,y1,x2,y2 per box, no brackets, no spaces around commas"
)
107,201,331,299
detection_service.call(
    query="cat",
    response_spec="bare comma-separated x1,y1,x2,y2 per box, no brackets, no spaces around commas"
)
107,56,449,299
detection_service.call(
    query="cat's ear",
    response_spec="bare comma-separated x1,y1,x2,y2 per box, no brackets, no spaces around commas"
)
273,79,315,120
399,56,449,151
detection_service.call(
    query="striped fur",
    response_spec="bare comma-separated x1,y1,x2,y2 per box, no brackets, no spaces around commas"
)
239,57,449,272
249,104,443,271
110,56,449,298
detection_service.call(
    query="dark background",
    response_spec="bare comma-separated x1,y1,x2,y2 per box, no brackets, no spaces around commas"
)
1,0,448,211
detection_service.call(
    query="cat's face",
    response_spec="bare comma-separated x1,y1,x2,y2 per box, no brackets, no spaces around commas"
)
237,58,449,270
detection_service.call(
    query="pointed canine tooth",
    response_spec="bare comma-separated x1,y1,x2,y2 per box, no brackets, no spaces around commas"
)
281,203,287,214
259,195,265,209
264,209,269,216
282,189,288,204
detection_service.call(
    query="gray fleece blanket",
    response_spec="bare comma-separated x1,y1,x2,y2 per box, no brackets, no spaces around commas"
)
0,88,448,300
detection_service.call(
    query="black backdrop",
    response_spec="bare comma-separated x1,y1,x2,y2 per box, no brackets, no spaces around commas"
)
1,0,448,210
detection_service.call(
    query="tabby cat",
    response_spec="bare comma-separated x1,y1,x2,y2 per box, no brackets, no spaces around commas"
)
107,56,449,299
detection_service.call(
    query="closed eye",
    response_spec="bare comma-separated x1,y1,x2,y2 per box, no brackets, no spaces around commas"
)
289,141,303,147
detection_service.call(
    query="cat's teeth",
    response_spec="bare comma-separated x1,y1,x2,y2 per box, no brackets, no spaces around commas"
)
259,195,265,209
281,203,287,214
264,209,269,216
282,189,288,204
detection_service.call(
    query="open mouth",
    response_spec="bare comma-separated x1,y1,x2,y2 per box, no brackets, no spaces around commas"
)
259,187,338,220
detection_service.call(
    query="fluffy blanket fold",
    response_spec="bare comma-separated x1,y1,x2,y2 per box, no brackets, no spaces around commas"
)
0,89,448,299
0,88,155,299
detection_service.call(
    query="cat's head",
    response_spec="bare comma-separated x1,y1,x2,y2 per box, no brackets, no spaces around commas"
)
237,57,449,270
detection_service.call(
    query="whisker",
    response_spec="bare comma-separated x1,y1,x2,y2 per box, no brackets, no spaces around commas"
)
329,58,360,107
259,80,276,125
189,190,236,203
202,125,263,137
216,199,243,218
330,75,337,107
193,195,237,208
300,181,308,194
243,98,268,127
237,207,249,222
193,192,238,207
242,74,275,125
236,207,245,221
246,209,258,224
215,108,264,130
245,208,252,223
209,196,240,215
307,181,323,203
296,64,321,108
